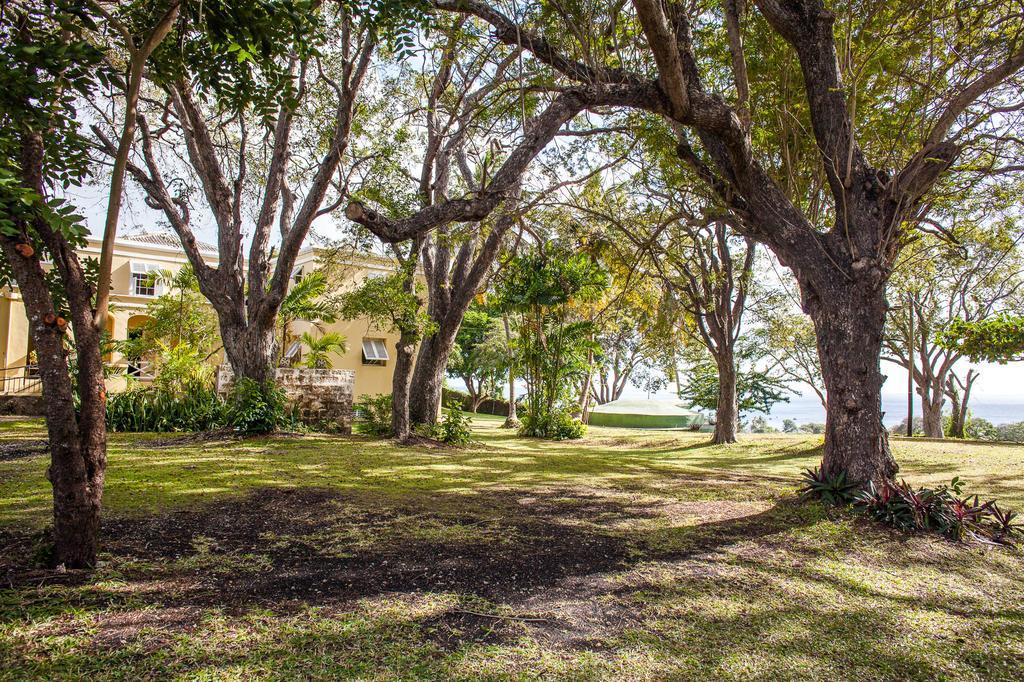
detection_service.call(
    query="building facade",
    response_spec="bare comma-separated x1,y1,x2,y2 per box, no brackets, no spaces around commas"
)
0,232,404,400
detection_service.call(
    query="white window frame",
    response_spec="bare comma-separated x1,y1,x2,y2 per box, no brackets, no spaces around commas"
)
361,338,389,365
130,262,163,297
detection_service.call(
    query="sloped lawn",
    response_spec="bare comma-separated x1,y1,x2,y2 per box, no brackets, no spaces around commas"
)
1,415,1022,680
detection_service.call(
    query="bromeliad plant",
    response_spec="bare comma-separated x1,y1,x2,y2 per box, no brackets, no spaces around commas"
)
851,476,1021,545
801,468,1021,545
798,467,858,506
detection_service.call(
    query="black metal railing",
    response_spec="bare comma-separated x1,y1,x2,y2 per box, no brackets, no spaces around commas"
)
0,366,42,394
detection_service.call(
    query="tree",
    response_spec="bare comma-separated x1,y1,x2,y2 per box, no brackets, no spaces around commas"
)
662,221,757,443
0,1,112,568
447,307,506,412
759,311,826,409
300,331,347,369
338,250,434,440
679,346,789,422
0,0,206,567
495,249,607,439
940,314,1024,364
1,0,346,565
102,2,412,391
885,225,1024,437
356,0,1024,485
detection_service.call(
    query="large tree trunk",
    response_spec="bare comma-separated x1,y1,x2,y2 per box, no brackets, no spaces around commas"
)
409,328,459,425
221,321,277,385
712,352,738,444
920,388,945,438
14,267,106,569
391,332,417,440
807,278,898,485
0,133,107,569
49,319,107,570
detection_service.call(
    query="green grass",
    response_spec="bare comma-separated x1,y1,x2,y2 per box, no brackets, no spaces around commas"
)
1,417,1022,680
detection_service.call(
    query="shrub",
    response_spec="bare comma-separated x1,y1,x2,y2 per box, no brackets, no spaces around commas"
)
437,398,473,445
798,467,858,506
226,378,290,434
107,382,225,432
354,393,392,436
851,475,1022,545
965,417,998,441
520,408,586,440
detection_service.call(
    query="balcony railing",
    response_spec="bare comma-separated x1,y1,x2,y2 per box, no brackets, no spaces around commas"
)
0,366,42,395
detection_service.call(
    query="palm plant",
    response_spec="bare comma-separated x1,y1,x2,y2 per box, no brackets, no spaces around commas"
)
278,271,342,365
301,331,347,369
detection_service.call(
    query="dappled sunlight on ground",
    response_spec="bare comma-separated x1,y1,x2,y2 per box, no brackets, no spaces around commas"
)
1,417,1023,679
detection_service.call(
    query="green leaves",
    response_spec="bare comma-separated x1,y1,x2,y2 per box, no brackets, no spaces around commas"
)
494,251,609,312
939,314,1024,364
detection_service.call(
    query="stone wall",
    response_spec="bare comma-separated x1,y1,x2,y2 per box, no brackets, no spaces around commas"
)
216,366,354,434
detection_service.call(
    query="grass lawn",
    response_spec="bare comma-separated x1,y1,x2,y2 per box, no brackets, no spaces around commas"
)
1,414,1022,680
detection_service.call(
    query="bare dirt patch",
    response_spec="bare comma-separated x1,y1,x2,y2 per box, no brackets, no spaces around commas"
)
2,480,809,653
0,439,47,462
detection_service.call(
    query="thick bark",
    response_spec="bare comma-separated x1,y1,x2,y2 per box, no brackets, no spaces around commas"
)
220,320,277,385
391,333,417,440
920,389,945,439
1,132,106,568
409,326,459,424
712,353,738,444
806,277,898,485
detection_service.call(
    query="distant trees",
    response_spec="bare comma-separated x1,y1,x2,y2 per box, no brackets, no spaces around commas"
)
678,346,789,430
447,307,507,413
884,225,1024,438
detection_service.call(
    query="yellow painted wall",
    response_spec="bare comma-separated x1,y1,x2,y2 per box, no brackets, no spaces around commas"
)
288,250,419,400
2,238,409,399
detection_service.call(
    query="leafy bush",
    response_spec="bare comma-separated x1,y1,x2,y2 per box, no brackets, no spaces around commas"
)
107,382,226,432
437,398,473,445
852,476,1022,544
225,378,290,434
798,467,858,506
151,342,213,395
520,408,586,440
354,393,392,436
965,417,998,441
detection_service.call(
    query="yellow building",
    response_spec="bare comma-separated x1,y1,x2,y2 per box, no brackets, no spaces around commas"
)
287,246,407,399
0,232,404,399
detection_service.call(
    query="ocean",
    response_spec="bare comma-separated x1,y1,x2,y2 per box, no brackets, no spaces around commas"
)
752,394,1024,428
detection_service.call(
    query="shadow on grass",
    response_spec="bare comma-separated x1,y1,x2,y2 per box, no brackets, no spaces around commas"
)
2,480,1022,680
